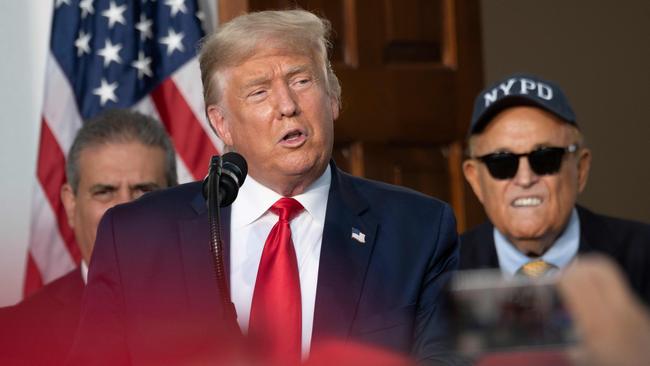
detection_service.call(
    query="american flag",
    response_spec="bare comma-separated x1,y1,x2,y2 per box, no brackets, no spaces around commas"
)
25,0,222,297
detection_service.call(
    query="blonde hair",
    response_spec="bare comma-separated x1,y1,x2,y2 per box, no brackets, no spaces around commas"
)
198,9,341,109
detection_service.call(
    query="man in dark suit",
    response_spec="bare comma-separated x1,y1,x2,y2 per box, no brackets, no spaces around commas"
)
67,9,460,366
460,74,650,303
0,109,177,365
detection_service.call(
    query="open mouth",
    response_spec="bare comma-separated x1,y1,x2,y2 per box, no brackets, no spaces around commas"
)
279,129,307,146
511,196,543,207
283,130,303,141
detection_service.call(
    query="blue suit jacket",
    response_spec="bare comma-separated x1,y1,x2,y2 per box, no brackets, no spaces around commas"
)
68,164,459,365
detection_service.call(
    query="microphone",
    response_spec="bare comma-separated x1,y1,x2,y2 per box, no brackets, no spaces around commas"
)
202,152,248,207
202,152,247,324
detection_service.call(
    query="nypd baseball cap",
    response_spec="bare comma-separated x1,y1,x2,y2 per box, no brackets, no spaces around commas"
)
469,74,577,135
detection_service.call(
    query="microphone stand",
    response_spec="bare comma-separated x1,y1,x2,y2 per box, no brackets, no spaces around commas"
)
206,156,238,324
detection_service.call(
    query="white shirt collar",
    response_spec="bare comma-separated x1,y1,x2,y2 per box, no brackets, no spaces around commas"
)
81,260,88,285
231,165,331,228
494,207,580,277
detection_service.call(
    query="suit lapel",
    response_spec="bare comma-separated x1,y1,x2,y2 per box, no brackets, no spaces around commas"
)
312,166,378,344
179,192,237,329
576,206,595,254
481,223,500,268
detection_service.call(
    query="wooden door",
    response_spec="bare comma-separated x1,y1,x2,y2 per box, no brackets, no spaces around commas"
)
217,0,486,230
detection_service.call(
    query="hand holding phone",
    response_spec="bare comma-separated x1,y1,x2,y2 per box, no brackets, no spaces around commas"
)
449,269,577,358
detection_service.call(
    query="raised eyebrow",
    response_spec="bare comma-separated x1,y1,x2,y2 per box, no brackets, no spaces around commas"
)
241,65,314,91
285,64,313,79
242,75,272,89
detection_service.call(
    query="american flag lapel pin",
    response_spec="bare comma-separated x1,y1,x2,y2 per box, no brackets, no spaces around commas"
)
351,227,366,244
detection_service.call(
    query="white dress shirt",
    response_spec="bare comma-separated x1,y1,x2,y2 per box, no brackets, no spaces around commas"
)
81,260,89,284
229,165,331,358
494,207,580,277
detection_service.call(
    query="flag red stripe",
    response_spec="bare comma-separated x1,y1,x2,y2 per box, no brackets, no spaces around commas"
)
35,119,80,261
150,79,217,179
23,253,45,298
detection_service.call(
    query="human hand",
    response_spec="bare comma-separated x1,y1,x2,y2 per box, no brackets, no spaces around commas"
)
558,255,650,366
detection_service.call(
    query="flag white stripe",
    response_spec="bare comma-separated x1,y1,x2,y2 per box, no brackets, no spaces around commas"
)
42,53,83,158
172,58,224,153
28,183,75,282
132,96,196,184
132,95,161,119
175,155,195,184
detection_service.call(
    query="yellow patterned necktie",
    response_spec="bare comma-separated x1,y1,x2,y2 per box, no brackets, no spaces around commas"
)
518,259,556,279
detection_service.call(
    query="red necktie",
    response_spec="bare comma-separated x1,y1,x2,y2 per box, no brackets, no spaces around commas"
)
249,198,303,365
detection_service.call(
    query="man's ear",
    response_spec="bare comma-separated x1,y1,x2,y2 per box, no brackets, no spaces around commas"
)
330,95,339,121
207,105,233,146
463,159,485,204
60,183,77,229
577,147,592,193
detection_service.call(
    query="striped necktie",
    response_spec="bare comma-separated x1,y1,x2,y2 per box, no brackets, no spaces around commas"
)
518,259,557,279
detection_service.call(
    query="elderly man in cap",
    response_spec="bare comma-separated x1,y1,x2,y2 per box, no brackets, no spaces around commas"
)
460,74,650,303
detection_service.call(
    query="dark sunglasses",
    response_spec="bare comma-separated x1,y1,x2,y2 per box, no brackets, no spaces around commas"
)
475,144,578,180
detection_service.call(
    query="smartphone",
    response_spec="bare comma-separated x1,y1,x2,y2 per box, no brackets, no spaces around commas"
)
449,269,578,357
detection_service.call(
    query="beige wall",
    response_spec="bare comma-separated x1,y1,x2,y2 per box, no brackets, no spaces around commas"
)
480,0,650,223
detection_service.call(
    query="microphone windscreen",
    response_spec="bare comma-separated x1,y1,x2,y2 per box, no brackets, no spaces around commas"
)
201,153,248,207
220,152,247,188
217,152,247,207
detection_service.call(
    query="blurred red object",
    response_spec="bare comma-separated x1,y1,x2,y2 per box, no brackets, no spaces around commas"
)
306,340,414,366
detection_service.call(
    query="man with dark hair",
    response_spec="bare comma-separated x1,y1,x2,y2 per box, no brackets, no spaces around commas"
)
68,9,460,365
460,74,650,303
0,109,177,365
61,109,178,268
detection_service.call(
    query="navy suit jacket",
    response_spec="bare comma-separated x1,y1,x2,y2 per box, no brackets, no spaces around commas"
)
68,164,460,365
460,205,650,304
0,269,84,366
